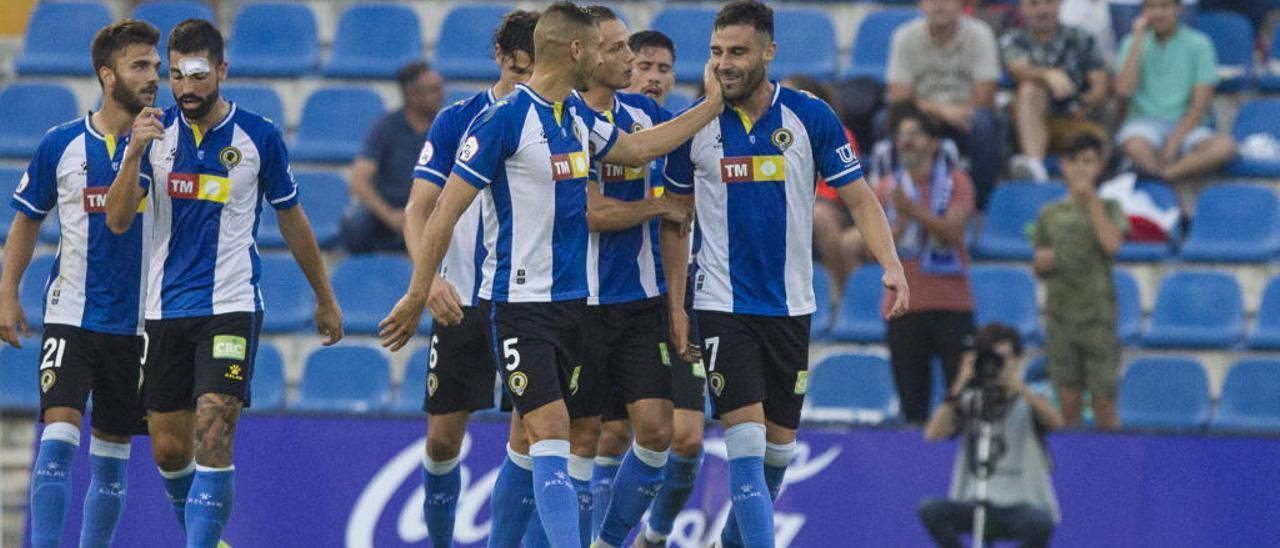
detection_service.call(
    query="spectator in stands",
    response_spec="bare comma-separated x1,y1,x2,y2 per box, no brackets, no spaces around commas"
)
340,61,444,253
877,103,976,424
1060,0,1116,62
1114,0,1236,184
783,74,867,304
887,0,1002,207
1002,0,1110,182
1032,132,1127,430
919,323,1063,548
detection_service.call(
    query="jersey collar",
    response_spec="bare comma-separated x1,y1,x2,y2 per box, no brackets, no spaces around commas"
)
179,102,237,146
729,81,781,134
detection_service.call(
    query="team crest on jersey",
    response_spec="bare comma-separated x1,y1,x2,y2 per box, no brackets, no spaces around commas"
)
709,372,725,397
40,369,55,393
218,146,242,170
771,128,795,152
459,136,480,162
631,122,643,134
508,371,529,397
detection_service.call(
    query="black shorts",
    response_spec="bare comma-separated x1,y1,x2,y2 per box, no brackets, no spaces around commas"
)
697,311,811,430
602,293,707,421
38,324,147,436
586,298,671,422
425,307,498,414
142,312,263,411
480,299,588,418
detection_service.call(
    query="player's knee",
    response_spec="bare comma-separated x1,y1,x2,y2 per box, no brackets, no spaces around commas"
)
426,432,464,461
671,429,704,458
632,416,672,452
596,423,630,457
151,435,193,470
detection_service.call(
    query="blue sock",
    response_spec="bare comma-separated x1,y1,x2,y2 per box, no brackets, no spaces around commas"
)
487,447,537,548
591,456,622,540
569,455,594,548
721,423,773,548
645,450,703,540
523,514,551,548
159,461,196,533
598,442,668,547
29,422,79,548
423,456,462,548
529,440,580,548
721,441,793,547
80,438,131,548
184,465,235,548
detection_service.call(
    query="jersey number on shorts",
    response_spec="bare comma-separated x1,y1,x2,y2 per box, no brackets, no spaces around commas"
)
502,338,521,371
41,338,67,370
429,335,439,370
704,336,720,372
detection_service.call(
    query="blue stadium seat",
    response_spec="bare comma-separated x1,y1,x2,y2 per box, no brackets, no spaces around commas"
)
291,87,384,163
1116,180,1179,262
258,254,314,333
331,255,426,335
256,170,347,249
1247,276,1280,350
15,1,112,76
1118,356,1210,429
0,83,79,159
772,8,838,81
1194,11,1254,92
132,1,216,73
974,182,1066,260
0,340,41,411
247,343,286,412
226,2,319,78
433,5,513,81
846,9,920,82
1114,268,1142,345
1211,359,1280,432
1144,270,1244,348
650,7,718,83
1260,25,1280,91
811,266,832,338
392,347,429,413
19,255,55,330
323,4,423,79
221,84,285,130
0,167,25,241
804,352,900,424
665,91,692,114
1225,99,1280,177
969,265,1040,343
829,264,885,343
1181,184,1280,263
293,345,392,413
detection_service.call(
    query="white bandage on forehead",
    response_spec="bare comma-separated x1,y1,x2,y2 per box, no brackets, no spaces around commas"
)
177,57,211,77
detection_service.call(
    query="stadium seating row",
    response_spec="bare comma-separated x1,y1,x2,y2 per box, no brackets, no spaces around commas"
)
801,352,1280,432
816,264,1280,350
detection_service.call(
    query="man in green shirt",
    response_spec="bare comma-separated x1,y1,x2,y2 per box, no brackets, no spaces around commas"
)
1033,132,1128,430
1114,0,1236,184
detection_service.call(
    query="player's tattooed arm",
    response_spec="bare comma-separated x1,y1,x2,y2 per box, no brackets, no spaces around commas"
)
193,393,243,467
106,107,163,234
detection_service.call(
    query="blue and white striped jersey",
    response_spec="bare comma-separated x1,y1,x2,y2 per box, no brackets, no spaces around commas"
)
412,89,494,307
10,114,152,335
586,91,671,305
452,84,618,303
142,103,299,319
665,84,864,317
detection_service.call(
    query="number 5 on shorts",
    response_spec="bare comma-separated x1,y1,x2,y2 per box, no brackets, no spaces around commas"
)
503,338,521,371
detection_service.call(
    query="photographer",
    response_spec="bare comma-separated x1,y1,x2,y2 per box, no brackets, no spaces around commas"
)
919,324,1064,548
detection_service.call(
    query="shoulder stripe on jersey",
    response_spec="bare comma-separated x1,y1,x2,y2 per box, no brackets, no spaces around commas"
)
12,195,48,215
457,162,492,185
828,165,861,182
269,188,298,205
665,173,692,188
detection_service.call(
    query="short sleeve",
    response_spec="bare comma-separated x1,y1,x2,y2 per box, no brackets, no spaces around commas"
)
258,128,298,210
662,137,694,195
972,21,1002,82
1194,35,1219,86
357,114,394,162
414,107,462,187
10,136,62,220
885,27,914,86
453,105,516,189
1104,199,1130,236
1114,35,1135,72
808,103,864,188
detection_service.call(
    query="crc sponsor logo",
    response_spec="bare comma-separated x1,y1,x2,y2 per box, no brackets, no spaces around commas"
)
345,434,840,547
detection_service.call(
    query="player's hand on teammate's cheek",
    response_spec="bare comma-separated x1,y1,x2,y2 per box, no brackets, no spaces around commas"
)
702,60,723,105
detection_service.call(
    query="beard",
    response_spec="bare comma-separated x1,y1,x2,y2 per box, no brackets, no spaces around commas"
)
719,61,767,102
113,81,155,115
178,89,219,120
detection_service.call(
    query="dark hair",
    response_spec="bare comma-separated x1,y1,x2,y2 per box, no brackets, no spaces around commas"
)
542,1,596,30
714,0,773,39
1059,131,1107,158
888,101,943,139
583,5,619,23
975,323,1024,358
91,20,161,87
495,9,539,59
628,30,675,61
396,61,430,90
168,19,224,65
